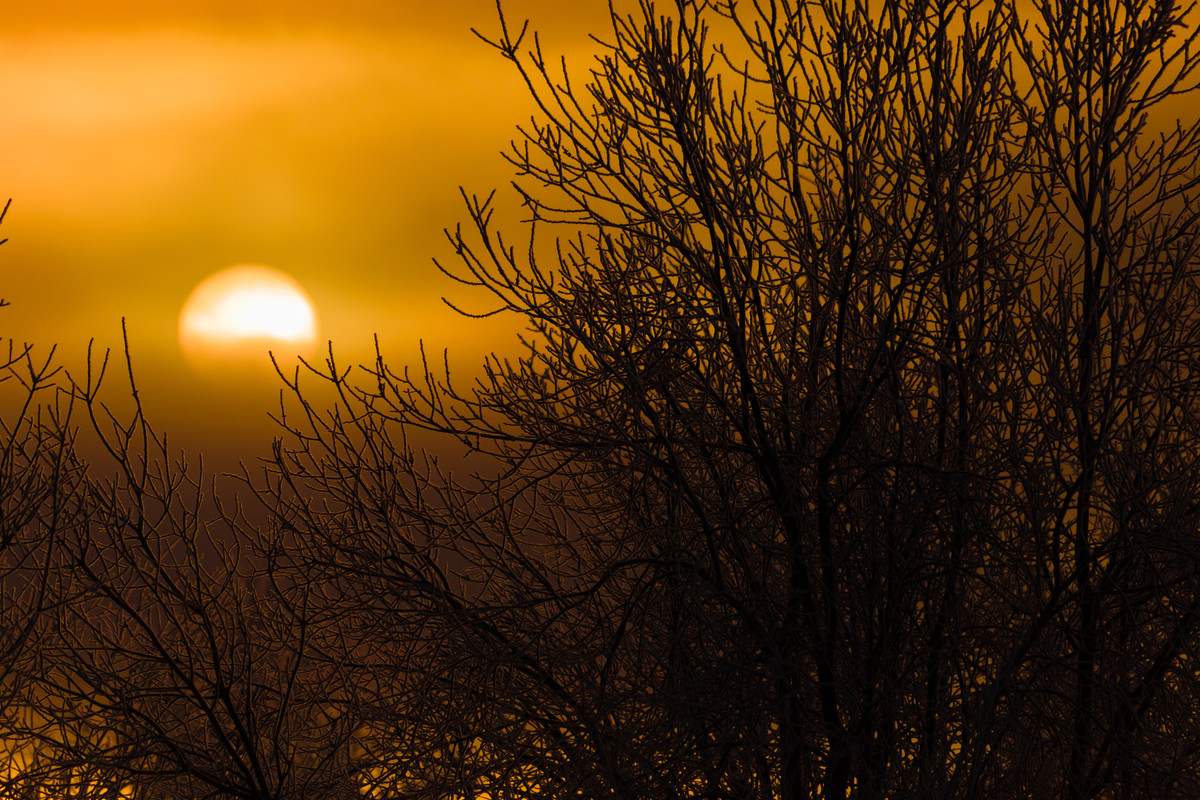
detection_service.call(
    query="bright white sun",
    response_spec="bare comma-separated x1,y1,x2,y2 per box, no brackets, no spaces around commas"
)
179,265,318,364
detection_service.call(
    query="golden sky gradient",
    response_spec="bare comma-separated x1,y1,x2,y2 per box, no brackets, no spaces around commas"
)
0,0,609,471
9,0,1190,475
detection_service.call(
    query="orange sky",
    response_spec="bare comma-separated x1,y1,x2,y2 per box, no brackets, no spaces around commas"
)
8,0,1194,477
0,0,609,472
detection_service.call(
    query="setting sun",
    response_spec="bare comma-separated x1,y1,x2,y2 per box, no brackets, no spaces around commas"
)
178,264,318,363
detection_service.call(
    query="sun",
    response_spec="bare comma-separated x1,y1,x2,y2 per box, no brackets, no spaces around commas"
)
179,265,318,365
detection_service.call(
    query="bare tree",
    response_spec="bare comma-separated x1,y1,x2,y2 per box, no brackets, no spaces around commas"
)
2,335,364,800
0,197,87,761
259,1,1200,799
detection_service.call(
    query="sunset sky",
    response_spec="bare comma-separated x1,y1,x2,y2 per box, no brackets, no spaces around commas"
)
0,0,610,472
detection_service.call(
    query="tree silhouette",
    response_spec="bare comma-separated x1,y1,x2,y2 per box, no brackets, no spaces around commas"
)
2,338,364,800
0,197,85,777
261,0,1200,798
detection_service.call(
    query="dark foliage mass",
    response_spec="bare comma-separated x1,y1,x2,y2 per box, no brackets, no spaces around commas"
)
5,0,1200,798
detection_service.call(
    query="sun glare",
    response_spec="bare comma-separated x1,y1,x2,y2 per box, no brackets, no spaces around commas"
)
179,264,318,365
